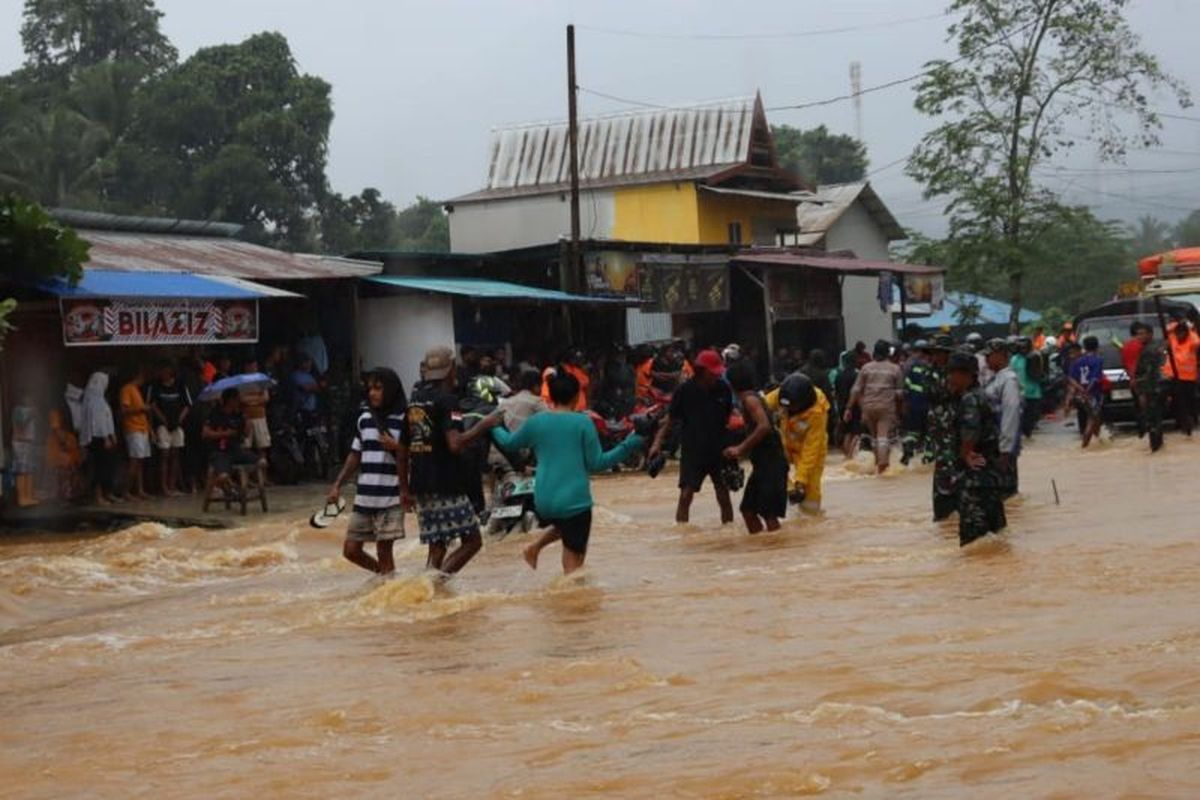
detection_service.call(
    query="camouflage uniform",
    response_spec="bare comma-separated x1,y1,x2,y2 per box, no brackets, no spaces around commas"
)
955,387,1008,546
926,366,959,521
1134,341,1166,450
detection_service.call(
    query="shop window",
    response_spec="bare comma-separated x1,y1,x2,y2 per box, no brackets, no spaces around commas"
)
727,222,743,245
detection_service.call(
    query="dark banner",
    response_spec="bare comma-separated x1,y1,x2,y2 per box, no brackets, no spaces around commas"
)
768,268,842,320
636,256,730,314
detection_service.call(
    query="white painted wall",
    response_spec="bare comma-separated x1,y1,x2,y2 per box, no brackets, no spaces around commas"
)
824,201,896,347
357,295,456,391
448,189,615,253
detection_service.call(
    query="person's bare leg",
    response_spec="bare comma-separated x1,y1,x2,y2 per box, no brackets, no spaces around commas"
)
562,546,586,575
376,540,395,574
131,460,146,498
524,528,561,570
742,511,764,534
715,485,734,524
426,543,447,571
442,532,482,575
764,516,781,532
159,452,170,496
676,488,695,523
343,540,380,573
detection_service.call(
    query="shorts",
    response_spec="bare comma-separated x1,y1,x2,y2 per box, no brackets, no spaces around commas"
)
678,455,724,492
155,425,186,450
739,461,788,520
210,449,260,476
126,431,151,460
244,417,271,449
416,494,480,546
346,507,406,542
541,510,593,555
10,440,35,475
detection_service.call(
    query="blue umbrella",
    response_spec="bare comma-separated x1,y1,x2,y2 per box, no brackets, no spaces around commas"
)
199,372,275,402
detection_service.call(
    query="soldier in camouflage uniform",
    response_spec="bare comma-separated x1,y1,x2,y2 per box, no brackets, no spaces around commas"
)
1134,333,1167,452
947,351,1007,546
924,335,958,521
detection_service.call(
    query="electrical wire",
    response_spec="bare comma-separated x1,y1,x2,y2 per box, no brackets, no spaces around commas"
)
576,11,951,41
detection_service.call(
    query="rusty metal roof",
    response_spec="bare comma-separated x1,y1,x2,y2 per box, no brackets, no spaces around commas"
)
734,248,942,276
79,231,382,280
449,96,760,204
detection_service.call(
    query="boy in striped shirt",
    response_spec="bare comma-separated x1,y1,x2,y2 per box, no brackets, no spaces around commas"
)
327,368,407,574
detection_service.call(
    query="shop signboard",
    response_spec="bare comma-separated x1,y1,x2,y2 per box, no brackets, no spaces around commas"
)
60,297,259,346
769,268,842,320
636,255,730,314
585,251,641,297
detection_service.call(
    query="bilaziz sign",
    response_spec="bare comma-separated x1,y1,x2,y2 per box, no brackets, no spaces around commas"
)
60,298,259,346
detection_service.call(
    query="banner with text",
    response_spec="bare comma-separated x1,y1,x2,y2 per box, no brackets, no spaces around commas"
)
60,298,259,346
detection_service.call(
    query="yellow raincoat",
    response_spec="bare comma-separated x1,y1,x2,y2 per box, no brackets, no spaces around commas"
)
763,386,829,512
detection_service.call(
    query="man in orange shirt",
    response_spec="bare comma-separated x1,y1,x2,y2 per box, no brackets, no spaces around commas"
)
1162,315,1200,436
120,365,152,499
1031,325,1047,352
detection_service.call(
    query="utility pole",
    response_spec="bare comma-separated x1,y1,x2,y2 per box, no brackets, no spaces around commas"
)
566,24,582,294
850,61,863,142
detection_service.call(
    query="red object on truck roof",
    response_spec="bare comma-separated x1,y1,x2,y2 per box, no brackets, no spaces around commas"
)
1138,248,1200,279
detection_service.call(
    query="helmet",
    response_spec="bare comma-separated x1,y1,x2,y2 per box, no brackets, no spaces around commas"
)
778,372,817,413
722,343,742,363
947,351,979,374
913,339,930,350
1045,335,1058,348
964,332,985,351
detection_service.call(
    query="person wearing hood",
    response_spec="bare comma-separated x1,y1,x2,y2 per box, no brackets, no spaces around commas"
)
80,372,119,505
845,340,903,474
763,371,830,514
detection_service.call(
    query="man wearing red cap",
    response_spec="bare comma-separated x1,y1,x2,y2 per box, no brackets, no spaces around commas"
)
648,349,735,524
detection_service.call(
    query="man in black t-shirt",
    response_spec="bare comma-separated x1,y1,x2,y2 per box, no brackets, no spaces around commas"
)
147,363,192,496
648,349,735,524
400,345,502,578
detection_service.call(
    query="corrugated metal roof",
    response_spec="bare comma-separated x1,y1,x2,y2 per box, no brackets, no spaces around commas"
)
733,250,943,276
80,231,382,280
51,208,243,238
795,182,907,242
917,292,1038,328
40,269,301,299
449,97,758,204
365,276,638,306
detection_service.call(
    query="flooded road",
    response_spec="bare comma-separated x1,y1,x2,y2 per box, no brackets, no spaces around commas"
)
3,427,1200,798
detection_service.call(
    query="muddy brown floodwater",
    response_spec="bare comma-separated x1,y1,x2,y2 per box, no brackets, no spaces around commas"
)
3,427,1200,798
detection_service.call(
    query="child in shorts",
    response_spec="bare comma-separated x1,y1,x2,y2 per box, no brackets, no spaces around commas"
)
328,368,407,575
491,371,643,574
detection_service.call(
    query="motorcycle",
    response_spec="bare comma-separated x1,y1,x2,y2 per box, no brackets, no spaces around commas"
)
267,408,303,485
297,410,335,481
482,471,538,539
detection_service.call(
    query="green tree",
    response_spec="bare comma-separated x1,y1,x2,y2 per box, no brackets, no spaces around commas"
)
0,194,89,345
907,0,1189,331
1128,214,1172,259
771,124,868,185
393,197,449,252
1020,205,1131,314
1173,210,1200,248
108,32,333,248
20,0,176,80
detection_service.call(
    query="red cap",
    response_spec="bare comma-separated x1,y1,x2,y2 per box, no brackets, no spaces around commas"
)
694,349,726,376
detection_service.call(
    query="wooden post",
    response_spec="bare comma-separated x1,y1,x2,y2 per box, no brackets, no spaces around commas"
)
566,24,582,294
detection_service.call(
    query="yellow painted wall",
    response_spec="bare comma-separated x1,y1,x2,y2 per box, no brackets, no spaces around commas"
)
612,182,798,245
612,183,701,243
696,194,798,245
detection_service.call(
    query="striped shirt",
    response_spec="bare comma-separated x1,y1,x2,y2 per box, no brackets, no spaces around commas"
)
351,410,404,512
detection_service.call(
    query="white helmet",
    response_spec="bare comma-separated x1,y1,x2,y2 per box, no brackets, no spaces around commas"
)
722,343,742,363
1045,335,1057,349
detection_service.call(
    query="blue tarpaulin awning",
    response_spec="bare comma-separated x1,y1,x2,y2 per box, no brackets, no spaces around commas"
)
365,276,638,306
916,291,1039,328
41,269,300,299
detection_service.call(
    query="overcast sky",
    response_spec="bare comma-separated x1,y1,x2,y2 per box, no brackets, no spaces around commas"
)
2,0,1199,235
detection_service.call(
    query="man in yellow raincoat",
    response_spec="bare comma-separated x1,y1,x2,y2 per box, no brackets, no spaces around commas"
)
763,372,829,513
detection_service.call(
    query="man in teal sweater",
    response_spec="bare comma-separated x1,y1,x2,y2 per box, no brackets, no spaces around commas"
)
492,371,643,574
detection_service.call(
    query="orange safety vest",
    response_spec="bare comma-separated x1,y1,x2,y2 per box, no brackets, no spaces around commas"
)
1162,330,1200,381
635,359,653,398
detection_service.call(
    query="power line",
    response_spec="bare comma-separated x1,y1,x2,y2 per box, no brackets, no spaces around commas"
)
576,11,951,41
577,87,669,110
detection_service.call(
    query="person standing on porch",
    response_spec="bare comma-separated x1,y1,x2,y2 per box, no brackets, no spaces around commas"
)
119,366,152,499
